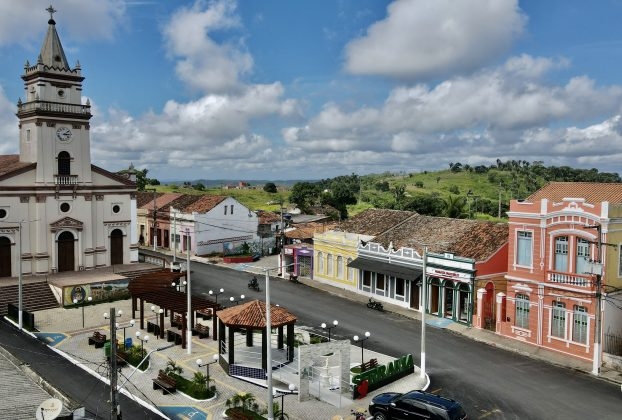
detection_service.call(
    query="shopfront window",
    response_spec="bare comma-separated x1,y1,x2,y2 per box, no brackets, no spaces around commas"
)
444,281,455,318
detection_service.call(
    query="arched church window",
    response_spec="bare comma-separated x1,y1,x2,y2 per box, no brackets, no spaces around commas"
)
58,151,70,175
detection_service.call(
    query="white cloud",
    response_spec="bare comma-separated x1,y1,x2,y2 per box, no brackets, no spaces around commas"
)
344,0,526,80
0,0,126,46
163,0,253,93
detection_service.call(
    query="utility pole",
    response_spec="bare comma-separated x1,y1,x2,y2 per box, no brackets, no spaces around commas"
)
498,183,502,219
109,308,119,419
584,223,616,376
279,202,285,276
152,189,157,251
172,210,177,262
420,246,427,378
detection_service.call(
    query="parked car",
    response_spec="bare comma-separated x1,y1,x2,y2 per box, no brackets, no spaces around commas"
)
369,390,467,420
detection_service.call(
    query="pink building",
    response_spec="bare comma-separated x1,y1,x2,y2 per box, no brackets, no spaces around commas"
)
499,182,622,368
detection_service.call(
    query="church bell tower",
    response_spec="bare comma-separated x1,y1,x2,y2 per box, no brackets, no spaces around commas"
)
17,5,93,186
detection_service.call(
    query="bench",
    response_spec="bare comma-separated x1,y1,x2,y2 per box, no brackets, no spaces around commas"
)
360,358,378,372
152,370,176,394
166,329,183,345
88,331,107,348
192,323,210,339
226,410,253,420
171,314,183,329
197,308,213,320
147,321,161,336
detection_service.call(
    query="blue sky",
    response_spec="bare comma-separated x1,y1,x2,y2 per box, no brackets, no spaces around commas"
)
1,0,622,181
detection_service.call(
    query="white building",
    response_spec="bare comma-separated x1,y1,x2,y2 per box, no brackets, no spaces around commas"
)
171,195,259,256
0,8,137,277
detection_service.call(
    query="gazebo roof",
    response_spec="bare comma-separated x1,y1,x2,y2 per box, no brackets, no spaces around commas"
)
217,299,297,329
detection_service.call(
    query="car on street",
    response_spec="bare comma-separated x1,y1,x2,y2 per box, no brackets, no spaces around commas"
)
369,390,467,420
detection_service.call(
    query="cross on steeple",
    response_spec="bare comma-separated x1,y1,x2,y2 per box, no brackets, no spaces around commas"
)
46,5,56,20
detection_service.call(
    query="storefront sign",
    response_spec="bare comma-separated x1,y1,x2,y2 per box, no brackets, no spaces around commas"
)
428,267,471,282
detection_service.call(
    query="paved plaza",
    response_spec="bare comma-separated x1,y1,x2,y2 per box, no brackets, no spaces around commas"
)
31,297,427,420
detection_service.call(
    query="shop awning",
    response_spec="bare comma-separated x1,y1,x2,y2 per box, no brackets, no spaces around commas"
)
348,258,422,280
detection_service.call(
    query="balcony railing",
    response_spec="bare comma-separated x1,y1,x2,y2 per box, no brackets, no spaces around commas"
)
546,270,593,288
54,175,78,185
17,101,91,116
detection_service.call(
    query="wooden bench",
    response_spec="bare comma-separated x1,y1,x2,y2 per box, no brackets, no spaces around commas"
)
360,358,378,372
147,321,161,336
226,409,253,420
88,331,107,348
192,323,210,338
197,308,213,320
152,370,176,394
166,329,183,345
171,314,183,329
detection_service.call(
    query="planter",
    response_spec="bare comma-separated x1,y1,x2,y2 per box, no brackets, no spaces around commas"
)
223,255,254,263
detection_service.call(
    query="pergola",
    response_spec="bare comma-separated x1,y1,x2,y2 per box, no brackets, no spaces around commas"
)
128,269,221,349
217,299,297,371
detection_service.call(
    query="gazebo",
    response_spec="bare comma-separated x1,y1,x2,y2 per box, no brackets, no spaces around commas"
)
217,299,297,374
127,269,221,349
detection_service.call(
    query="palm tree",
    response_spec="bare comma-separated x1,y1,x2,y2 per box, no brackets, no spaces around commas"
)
444,195,467,218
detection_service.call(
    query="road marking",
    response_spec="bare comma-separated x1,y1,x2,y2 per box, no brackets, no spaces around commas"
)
478,409,502,418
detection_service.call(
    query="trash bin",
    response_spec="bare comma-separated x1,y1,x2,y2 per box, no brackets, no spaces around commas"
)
124,338,133,349
104,341,111,358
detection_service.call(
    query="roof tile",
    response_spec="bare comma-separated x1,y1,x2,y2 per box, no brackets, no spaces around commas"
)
217,299,297,328
527,181,622,203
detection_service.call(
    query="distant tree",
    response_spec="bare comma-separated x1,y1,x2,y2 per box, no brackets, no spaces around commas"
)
450,162,463,172
436,176,441,184
401,194,444,216
289,182,321,212
393,185,406,203
263,182,277,193
415,181,424,188
135,168,160,191
444,195,467,218
449,185,460,194
193,182,205,191
375,181,390,192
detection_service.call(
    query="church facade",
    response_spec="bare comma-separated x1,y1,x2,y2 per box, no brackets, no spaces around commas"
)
0,8,137,277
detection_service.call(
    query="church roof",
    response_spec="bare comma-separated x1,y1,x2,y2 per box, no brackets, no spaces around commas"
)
0,155,35,179
38,11,70,70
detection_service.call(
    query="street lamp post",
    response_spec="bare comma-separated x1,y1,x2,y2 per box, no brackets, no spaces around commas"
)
151,305,164,338
74,296,92,328
171,280,187,292
353,331,370,364
186,228,192,355
321,320,338,341
209,288,224,304
115,319,136,347
135,331,149,355
275,384,296,420
421,245,428,379
196,354,219,381
229,295,245,305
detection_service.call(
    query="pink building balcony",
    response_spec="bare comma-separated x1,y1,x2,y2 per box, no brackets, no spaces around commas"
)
546,270,594,288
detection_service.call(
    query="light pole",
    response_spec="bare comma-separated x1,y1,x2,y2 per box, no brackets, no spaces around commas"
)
229,295,245,305
186,227,192,355
420,245,428,379
135,331,149,355
151,305,164,337
74,296,92,328
196,354,219,381
109,318,135,348
353,331,370,364
274,384,296,420
321,320,338,341
209,288,224,304
171,280,187,292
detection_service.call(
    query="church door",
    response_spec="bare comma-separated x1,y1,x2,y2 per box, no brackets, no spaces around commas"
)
0,237,11,277
57,231,75,272
110,229,123,265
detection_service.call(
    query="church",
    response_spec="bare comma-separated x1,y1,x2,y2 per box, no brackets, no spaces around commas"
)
0,7,137,278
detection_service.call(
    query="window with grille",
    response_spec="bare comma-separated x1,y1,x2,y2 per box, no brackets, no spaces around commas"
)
551,301,566,338
337,256,343,278
516,231,532,266
572,305,588,344
515,293,530,329
554,236,569,272
347,257,354,281
575,238,591,275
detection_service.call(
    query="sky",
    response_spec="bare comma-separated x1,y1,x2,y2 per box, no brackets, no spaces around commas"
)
1,0,622,182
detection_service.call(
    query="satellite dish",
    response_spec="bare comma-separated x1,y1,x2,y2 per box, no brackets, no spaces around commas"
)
36,398,63,420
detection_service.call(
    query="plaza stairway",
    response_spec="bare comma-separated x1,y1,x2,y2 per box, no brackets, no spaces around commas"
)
0,281,59,316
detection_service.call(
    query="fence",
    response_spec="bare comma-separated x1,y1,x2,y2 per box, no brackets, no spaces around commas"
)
604,332,622,356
